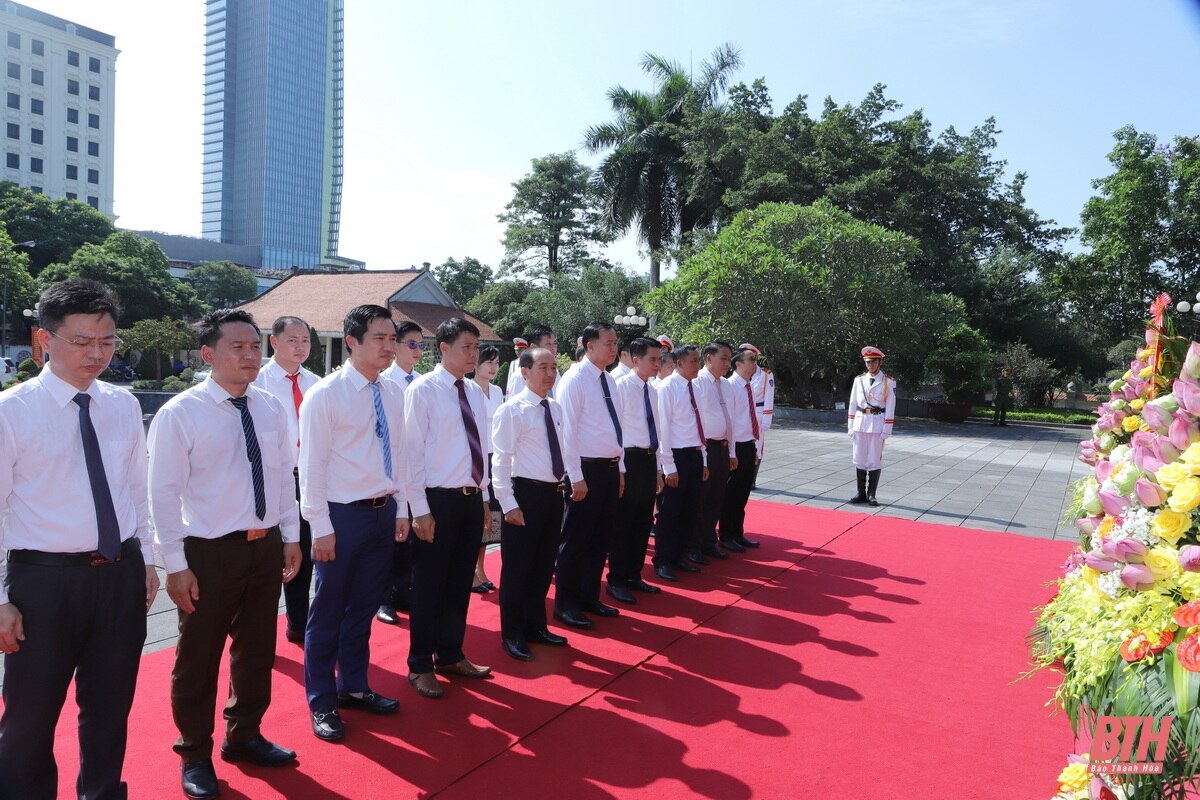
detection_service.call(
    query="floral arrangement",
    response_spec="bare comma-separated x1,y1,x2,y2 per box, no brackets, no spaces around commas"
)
1032,295,1200,800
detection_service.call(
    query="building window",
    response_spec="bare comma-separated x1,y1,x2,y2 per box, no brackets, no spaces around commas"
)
30,68,42,85
87,113,98,129
6,61,17,79
6,31,18,49
67,78,78,95
66,192,76,200
87,168,98,184
87,196,98,209
30,127,41,144
29,156,41,174
31,39,42,56
88,84,99,101
30,185,41,193
5,152,17,169
5,122,15,139
67,49,78,67
65,164,77,180
88,56,99,73
66,135,77,151
66,108,78,124
87,140,98,156
30,98,41,115
5,91,17,109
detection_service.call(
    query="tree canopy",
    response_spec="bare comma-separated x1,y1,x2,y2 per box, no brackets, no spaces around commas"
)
434,257,494,307
189,260,258,309
118,316,197,379
0,182,115,275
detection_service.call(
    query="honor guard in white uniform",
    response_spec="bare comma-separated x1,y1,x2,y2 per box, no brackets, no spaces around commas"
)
651,335,675,389
846,345,895,506
504,337,530,397
743,344,775,462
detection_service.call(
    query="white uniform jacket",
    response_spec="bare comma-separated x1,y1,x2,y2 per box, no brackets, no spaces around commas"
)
847,372,896,436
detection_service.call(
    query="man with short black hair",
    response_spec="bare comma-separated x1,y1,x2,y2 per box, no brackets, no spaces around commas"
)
253,316,319,644
0,278,159,800
404,317,493,698
300,305,409,741
611,338,633,379
687,341,739,565
507,324,557,396
719,346,764,552
150,309,302,798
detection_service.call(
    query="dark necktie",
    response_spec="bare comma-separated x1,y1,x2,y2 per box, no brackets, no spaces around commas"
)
643,382,659,450
745,381,760,440
229,395,267,520
73,393,121,560
405,372,415,385
455,378,485,485
541,398,565,480
687,381,706,443
600,372,623,447
369,381,393,480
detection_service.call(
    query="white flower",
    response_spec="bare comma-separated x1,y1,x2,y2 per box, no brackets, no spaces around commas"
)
1099,570,1125,599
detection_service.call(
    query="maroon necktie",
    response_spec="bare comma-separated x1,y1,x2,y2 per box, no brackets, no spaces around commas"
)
745,382,760,440
687,381,706,443
455,379,485,485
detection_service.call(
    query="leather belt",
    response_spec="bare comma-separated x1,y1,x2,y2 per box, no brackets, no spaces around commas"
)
9,537,138,567
348,496,392,508
580,456,620,466
706,438,728,446
861,406,885,415
624,447,656,456
427,486,481,496
215,527,272,541
514,476,566,492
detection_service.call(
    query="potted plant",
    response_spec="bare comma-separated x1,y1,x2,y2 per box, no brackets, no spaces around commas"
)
926,323,993,423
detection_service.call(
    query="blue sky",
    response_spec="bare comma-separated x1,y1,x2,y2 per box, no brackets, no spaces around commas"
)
32,0,1200,277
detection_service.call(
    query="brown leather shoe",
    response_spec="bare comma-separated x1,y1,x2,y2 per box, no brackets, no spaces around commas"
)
435,658,493,679
407,671,444,698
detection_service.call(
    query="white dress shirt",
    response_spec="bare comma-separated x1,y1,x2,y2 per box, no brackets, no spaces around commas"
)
149,379,300,574
253,358,319,467
0,369,153,605
556,357,625,480
691,368,737,457
611,362,632,380
490,388,566,514
298,364,408,538
655,372,707,474
615,372,664,468
726,373,758,444
380,362,419,391
477,381,505,454
404,364,489,517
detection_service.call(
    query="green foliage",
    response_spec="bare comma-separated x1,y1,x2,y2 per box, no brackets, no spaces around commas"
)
303,324,325,376
117,317,197,380
970,406,1094,425
925,323,993,402
434,257,493,307
40,231,206,324
189,260,257,308
179,367,195,382
0,182,114,274
0,229,37,342
17,357,35,372
465,281,534,342
646,200,964,393
131,379,164,391
498,153,611,287
997,341,1061,409
520,264,647,350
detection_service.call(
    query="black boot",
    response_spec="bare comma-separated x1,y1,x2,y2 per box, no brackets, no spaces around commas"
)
867,470,881,507
849,469,868,504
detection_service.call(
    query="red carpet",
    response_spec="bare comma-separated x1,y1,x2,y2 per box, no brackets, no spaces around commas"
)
27,502,1075,799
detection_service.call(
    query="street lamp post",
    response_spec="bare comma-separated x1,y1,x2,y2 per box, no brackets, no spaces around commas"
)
612,305,648,330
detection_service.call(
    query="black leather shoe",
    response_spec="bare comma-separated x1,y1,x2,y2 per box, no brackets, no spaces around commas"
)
718,538,746,553
605,584,637,604
553,609,594,629
848,494,868,504
701,543,729,560
868,497,879,507
220,733,296,767
684,550,710,566
182,759,218,799
673,560,702,573
527,628,568,646
337,690,399,715
310,708,345,741
629,578,662,593
284,627,304,644
583,600,620,617
375,606,401,626
736,536,760,549
654,564,678,582
503,638,534,661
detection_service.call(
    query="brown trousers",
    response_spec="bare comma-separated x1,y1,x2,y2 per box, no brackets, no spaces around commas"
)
171,529,283,762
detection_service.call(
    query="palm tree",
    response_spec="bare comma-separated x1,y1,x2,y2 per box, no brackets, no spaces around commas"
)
584,44,742,288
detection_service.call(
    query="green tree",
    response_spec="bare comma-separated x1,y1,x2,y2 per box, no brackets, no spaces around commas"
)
497,152,611,286
0,230,37,349
434,257,493,307
189,260,258,308
40,231,206,323
584,44,742,288
118,317,197,380
521,264,647,347
465,280,534,342
998,341,1061,409
0,182,115,275
925,323,993,403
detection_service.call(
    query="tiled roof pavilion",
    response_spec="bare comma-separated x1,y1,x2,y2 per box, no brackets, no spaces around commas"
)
236,269,499,373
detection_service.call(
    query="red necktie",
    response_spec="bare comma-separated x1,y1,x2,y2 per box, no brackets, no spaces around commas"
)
687,381,706,443
287,373,303,447
745,382,760,440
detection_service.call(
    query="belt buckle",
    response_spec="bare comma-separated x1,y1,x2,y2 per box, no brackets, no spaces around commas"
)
89,553,113,566
461,487,477,496
247,528,268,541
372,496,388,508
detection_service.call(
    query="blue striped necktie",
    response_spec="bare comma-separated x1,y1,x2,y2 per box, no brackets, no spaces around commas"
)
369,381,393,479
229,395,266,520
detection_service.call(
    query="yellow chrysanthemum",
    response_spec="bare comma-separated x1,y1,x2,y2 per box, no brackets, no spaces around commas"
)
1057,761,1089,793
1122,415,1143,433
1131,398,1146,412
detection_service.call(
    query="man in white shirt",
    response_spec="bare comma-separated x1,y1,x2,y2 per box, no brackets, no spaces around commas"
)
491,347,570,661
607,337,665,605
0,279,159,800
688,341,739,566
253,316,320,645
718,345,765,552
149,309,302,798
610,337,633,379
847,345,897,506
747,343,775,492
554,322,624,629
653,345,709,582
376,319,425,626
404,318,493,699
299,305,409,741
507,325,557,397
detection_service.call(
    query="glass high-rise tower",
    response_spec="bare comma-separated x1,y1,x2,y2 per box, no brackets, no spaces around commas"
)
201,0,345,270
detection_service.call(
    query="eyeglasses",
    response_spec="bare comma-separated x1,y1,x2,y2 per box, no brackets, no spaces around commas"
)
404,341,428,351
49,330,123,351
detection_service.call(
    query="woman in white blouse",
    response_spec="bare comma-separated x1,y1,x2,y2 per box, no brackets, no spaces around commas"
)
470,345,505,592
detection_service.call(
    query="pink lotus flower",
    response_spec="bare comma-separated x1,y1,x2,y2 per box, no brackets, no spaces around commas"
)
1183,341,1200,380
1170,414,1200,450
1084,550,1121,572
1175,378,1200,417
1095,414,1117,433
1135,478,1168,507
1095,460,1114,484
1097,490,1130,517
1121,563,1156,591
1079,441,1099,465
1102,537,1147,563
1076,515,1104,535
1179,546,1200,572
1142,402,1174,433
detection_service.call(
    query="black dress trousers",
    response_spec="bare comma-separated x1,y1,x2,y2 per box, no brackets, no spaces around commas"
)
555,459,620,614
719,440,759,541
653,448,704,568
499,479,565,639
609,447,658,585
694,439,731,551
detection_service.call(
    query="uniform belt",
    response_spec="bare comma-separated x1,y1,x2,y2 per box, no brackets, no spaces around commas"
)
862,406,885,415
513,476,566,492
624,446,656,456
580,456,620,466
213,527,274,541
755,402,765,407
427,486,481,496
348,495,393,508
8,537,139,567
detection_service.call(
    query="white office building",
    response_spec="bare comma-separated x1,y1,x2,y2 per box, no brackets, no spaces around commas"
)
1,2,116,216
